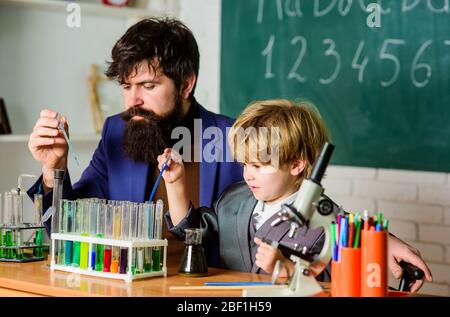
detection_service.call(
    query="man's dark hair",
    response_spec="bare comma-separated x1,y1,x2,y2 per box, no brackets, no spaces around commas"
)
105,18,200,99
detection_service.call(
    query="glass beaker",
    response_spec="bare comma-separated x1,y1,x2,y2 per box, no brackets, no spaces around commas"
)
178,228,208,277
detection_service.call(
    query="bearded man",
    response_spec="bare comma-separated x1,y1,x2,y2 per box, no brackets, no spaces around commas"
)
26,19,242,254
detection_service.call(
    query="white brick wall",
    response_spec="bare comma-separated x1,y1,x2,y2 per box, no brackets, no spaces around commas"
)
419,225,450,245
444,208,450,225
353,180,417,201
325,166,450,296
418,186,450,206
389,220,417,241
405,241,445,263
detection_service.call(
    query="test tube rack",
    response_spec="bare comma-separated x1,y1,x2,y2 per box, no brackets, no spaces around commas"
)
0,224,48,262
50,233,168,283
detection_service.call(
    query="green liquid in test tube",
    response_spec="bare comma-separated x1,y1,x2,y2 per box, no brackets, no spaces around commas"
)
6,192,15,259
5,230,13,259
57,199,66,265
144,202,154,272
34,229,43,258
152,200,163,271
13,191,23,260
72,200,82,267
64,201,73,266
34,194,43,258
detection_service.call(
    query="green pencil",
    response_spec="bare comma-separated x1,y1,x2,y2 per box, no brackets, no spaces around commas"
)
353,218,361,248
330,222,336,260
383,219,389,231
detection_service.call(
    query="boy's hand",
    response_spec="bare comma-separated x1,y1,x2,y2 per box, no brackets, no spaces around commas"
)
157,148,184,185
254,238,293,277
157,148,189,227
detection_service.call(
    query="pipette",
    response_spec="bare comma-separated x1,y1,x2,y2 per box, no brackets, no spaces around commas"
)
57,114,80,167
148,155,171,203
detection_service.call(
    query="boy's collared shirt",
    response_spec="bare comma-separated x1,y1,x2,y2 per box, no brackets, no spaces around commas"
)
252,190,299,231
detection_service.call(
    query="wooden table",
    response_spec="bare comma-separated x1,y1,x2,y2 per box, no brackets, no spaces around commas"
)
0,257,423,297
0,257,293,297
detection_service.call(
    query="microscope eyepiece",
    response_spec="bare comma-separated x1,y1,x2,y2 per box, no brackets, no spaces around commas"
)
310,142,335,184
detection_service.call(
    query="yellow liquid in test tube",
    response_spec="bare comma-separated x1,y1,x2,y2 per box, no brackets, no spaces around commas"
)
80,233,89,269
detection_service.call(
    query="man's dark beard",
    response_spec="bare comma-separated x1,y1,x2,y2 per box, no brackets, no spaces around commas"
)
121,98,184,164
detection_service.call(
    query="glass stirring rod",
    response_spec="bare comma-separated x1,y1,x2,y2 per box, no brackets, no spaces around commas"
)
57,113,80,167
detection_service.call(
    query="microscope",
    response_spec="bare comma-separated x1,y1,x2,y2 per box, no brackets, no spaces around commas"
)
244,142,425,296
244,142,339,297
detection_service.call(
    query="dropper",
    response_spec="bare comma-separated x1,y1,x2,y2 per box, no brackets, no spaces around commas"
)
57,113,80,167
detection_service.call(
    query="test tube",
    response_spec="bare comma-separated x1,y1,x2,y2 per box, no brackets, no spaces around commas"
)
34,194,43,226
111,205,121,273
13,191,24,260
89,201,98,270
136,203,147,274
152,200,163,271
71,200,82,267
103,203,113,272
80,200,90,269
119,203,131,274
144,202,154,272
95,202,105,271
63,200,74,266
3,192,14,259
51,170,64,234
57,199,66,265
130,202,140,274
34,194,43,258
51,170,64,264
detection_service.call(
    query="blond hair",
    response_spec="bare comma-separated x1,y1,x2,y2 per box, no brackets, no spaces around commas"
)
228,99,330,182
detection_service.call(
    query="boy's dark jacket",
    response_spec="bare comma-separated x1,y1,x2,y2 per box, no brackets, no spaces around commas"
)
166,181,325,273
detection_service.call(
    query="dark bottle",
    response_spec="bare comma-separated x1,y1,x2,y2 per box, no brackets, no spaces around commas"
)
178,228,208,276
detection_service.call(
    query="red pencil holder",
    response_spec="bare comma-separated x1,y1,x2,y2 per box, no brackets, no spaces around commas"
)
331,247,361,297
360,229,388,297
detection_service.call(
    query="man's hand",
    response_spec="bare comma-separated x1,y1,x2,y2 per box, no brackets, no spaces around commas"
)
28,109,68,190
254,237,294,277
388,234,433,292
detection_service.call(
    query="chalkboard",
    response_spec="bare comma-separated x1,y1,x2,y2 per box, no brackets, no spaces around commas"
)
220,0,450,172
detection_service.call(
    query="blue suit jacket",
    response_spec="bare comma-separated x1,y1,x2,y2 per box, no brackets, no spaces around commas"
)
28,103,243,234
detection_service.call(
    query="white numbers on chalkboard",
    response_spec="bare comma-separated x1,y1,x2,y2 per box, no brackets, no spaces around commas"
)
261,34,276,79
411,40,433,88
352,41,369,83
287,36,307,82
379,39,405,87
261,36,446,88
319,39,341,85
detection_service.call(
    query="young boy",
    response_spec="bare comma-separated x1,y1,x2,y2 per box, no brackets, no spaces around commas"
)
158,99,433,288
158,99,330,276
